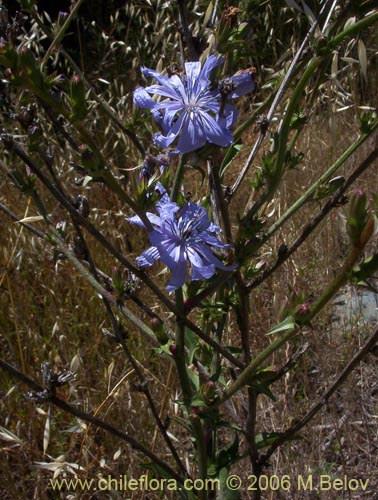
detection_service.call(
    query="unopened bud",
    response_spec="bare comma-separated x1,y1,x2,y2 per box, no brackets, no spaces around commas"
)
169,344,177,357
347,189,369,244
199,380,217,404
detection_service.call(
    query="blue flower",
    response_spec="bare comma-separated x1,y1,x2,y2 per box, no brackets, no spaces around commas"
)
127,188,237,291
134,55,255,154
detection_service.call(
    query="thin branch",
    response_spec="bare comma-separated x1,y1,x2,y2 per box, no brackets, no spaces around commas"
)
30,11,145,157
1,139,243,368
213,217,375,406
0,357,185,484
230,0,336,197
259,326,378,465
176,0,199,61
42,0,86,65
246,146,378,291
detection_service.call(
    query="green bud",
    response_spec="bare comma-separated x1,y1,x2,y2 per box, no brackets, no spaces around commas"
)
199,380,217,405
347,189,369,244
150,318,169,345
69,75,88,121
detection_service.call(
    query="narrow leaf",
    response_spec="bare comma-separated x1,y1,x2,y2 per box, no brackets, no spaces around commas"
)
266,316,295,336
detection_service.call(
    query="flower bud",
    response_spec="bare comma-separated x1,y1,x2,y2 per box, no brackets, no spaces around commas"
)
347,189,369,244
199,380,217,404
169,344,177,357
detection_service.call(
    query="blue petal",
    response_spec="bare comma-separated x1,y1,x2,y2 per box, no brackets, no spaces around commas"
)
133,87,156,109
174,111,207,154
191,243,237,272
179,203,211,233
166,246,187,291
187,248,216,280
199,111,233,147
142,67,173,87
156,104,184,133
219,103,238,128
144,84,183,101
127,212,162,228
199,54,224,83
149,232,180,265
200,232,233,249
229,72,255,98
136,246,160,267
154,113,186,149
184,61,202,96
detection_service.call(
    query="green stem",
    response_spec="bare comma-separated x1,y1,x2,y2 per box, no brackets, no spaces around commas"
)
261,119,378,243
233,93,274,142
215,217,374,406
42,0,86,66
329,11,378,48
174,289,193,404
244,57,324,219
175,289,207,499
171,154,187,202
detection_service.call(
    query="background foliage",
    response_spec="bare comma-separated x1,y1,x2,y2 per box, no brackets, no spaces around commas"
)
0,1,378,499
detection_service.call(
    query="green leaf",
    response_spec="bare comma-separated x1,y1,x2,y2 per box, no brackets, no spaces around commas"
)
351,253,378,284
220,140,243,176
218,467,241,500
190,397,206,407
187,369,200,391
253,383,276,401
255,432,302,449
266,316,295,336
171,416,192,433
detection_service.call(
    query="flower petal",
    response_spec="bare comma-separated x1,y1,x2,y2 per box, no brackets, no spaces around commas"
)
229,72,255,98
184,61,202,96
199,54,224,82
187,248,215,280
127,212,162,228
166,246,187,291
192,243,237,272
133,87,156,109
154,112,187,149
199,111,233,147
136,246,160,267
174,111,207,154
144,84,182,101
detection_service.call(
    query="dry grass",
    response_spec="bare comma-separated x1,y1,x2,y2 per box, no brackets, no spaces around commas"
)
1,106,377,499
1,4,378,500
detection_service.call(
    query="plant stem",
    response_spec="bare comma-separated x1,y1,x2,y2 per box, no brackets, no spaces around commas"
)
171,154,187,202
31,10,145,156
329,10,378,48
0,357,184,485
242,56,324,220
230,0,336,196
256,120,378,245
259,326,378,464
42,0,86,66
174,289,193,404
4,140,243,368
175,289,208,499
215,217,374,406
247,146,378,291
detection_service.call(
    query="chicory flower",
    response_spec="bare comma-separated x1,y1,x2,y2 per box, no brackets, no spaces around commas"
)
134,55,255,154
127,188,236,291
